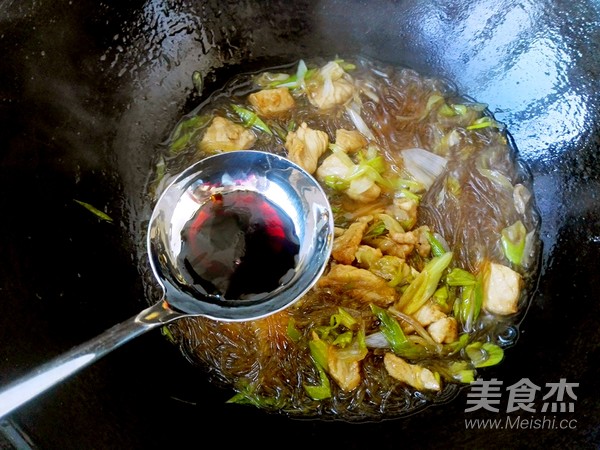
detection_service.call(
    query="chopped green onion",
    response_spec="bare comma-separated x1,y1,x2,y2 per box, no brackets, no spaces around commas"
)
160,325,176,343
323,175,350,191
446,268,476,286
444,333,470,355
501,220,527,265
169,114,211,153
231,104,273,135
314,308,357,344
270,59,314,89
73,199,113,223
393,178,426,194
447,361,476,383
398,252,453,315
372,306,431,359
304,362,332,400
467,116,503,130
370,304,409,354
438,105,453,117
397,188,421,202
227,381,280,407
332,329,368,361
466,342,504,368
332,331,354,347
286,318,302,342
454,273,484,330
308,335,329,370
192,70,203,94
330,307,358,329
426,230,447,257
438,103,468,117
364,220,387,238
333,58,356,71
432,285,449,308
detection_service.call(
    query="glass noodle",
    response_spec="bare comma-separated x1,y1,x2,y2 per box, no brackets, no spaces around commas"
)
146,57,541,420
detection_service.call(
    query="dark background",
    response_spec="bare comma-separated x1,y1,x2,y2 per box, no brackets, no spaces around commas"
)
0,0,598,448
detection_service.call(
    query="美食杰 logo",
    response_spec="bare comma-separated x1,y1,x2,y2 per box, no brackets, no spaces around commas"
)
463,378,579,431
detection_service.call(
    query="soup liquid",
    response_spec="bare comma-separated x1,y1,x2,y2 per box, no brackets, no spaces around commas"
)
179,190,300,300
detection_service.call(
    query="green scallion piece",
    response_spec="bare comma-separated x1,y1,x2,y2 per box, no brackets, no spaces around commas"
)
466,342,504,368
323,175,350,191
426,230,447,257
455,272,483,330
231,104,273,135
501,220,527,265
370,304,409,354
308,336,329,370
446,268,476,286
447,360,476,383
466,116,503,130
304,362,332,400
432,285,449,308
398,252,453,315
332,331,354,347
169,114,210,153
331,307,358,329
73,199,113,223
286,318,302,342
192,70,203,94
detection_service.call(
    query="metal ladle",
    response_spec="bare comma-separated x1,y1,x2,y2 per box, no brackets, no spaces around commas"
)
0,150,334,419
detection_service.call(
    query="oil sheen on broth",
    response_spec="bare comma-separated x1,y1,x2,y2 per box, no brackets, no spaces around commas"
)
149,57,541,420
178,190,300,300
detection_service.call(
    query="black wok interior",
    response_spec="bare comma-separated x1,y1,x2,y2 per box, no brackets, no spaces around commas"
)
1,0,599,448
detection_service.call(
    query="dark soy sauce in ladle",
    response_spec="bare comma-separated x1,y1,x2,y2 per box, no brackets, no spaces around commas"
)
179,190,300,300
0,150,334,419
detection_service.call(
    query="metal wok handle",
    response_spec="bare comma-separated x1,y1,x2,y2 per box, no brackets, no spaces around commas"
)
0,300,183,420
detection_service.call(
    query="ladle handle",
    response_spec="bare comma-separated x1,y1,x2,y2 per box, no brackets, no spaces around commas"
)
0,300,182,420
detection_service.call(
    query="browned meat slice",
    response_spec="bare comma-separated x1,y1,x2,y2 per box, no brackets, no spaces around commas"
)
331,217,370,265
384,353,441,391
199,116,256,152
317,264,397,306
285,122,329,174
248,87,295,117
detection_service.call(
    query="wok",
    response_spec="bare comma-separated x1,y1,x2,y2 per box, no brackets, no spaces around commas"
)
0,0,598,448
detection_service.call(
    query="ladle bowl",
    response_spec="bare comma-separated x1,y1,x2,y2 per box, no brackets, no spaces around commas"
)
0,150,334,419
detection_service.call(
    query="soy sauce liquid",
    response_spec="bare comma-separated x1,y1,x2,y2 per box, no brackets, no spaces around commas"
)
179,190,300,300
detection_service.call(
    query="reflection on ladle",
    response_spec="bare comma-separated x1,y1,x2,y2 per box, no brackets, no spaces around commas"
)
0,150,334,419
